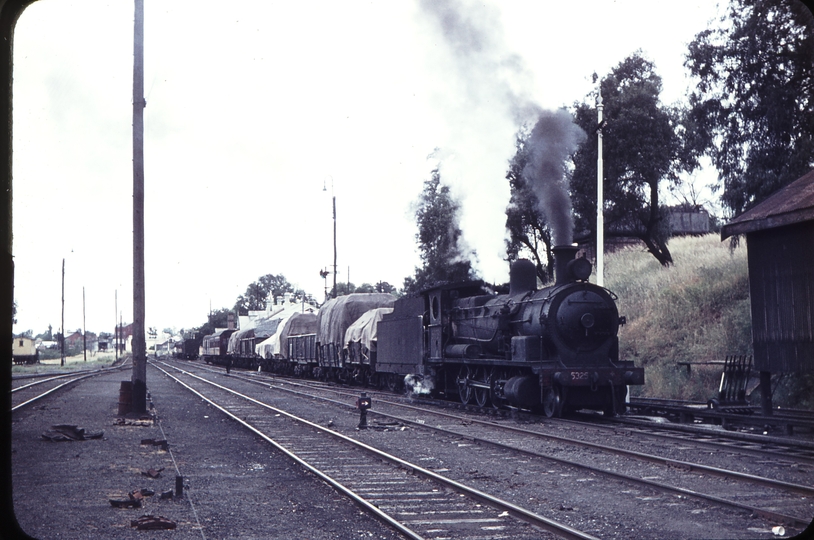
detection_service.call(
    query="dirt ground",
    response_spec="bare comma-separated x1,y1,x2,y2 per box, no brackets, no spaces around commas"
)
9,365,403,539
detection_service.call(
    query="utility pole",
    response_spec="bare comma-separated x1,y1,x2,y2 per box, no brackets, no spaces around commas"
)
131,0,147,413
596,92,605,288
323,177,337,298
83,286,86,361
332,194,337,298
61,258,65,366
115,290,118,361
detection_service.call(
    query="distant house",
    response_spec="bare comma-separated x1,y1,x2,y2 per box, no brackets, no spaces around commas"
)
115,323,134,353
65,331,84,349
669,208,710,236
12,336,38,365
578,206,712,259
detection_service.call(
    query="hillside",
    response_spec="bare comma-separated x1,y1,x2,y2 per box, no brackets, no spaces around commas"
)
604,234,753,402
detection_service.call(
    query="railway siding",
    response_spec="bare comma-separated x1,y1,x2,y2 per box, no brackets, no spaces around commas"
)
164,360,812,538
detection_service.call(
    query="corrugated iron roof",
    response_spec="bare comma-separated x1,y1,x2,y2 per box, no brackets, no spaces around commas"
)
721,169,814,239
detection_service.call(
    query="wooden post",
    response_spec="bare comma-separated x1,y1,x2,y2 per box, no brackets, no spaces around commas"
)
115,290,118,361
131,0,147,413
760,370,773,416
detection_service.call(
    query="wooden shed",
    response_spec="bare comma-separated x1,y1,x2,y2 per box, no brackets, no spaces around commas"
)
721,169,814,414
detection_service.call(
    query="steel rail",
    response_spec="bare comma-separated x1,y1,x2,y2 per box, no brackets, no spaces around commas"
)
12,374,94,412
12,367,114,392
151,362,424,540
238,372,814,491
153,360,599,540
241,374,813,528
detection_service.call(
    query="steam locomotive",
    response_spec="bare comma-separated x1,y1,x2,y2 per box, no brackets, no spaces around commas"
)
200,245,644,417
375,244,643,416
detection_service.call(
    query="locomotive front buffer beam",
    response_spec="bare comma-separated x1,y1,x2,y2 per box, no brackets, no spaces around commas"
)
503,365,644,416
546,366,644,388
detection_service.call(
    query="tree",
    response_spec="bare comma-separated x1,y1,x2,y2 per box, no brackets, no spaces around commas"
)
233,274,294,315
375,281,396,294
571,53,688,266
685,0,814,216
194,307,232,338
404,168,477,293
36,324,53,341
505,129,555,283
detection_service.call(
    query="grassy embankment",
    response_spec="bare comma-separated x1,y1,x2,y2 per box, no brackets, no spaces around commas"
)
604,234,752,403
11,351,121,375
605,233,814,408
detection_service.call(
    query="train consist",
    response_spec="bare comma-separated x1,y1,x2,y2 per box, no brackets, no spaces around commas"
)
197,245,644,417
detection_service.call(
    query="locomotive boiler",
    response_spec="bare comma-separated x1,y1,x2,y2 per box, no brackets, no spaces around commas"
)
376,245,644,416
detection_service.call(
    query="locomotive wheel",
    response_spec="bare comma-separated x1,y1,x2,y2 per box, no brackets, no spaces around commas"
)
489,367,505,408
457,365,472,405
473,367,490,407
543,386,564,418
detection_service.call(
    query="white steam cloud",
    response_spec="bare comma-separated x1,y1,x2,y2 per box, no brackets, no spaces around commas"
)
404,374,435,396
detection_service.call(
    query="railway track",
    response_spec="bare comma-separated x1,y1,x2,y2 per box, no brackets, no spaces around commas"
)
152,360,597,540
628,396,814,437
10,362,128,412
162,359,814,535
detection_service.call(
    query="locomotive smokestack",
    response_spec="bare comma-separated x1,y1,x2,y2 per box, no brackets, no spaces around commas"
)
552,244,579,286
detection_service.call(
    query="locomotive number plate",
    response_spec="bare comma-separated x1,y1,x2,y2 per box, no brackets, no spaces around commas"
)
571,371,589,380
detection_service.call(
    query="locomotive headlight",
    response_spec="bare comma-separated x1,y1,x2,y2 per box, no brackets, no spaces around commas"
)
580,313,595,329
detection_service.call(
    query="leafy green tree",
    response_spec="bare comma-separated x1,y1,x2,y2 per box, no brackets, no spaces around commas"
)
505,129,555,283
404,168,477,293
234,274,293,315
685,0,814,216
571,53,688,266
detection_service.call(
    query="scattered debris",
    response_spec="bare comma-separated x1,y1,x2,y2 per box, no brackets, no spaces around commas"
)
140,438,169,451
773,526,786,537
114,418,153,427
109,487,159,508
41,424,103,442
109,498,141,508
130,515,177,530
141,467,164,479
159,490,174,500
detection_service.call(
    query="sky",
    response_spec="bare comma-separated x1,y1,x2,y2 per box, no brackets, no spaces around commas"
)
11,0,724,337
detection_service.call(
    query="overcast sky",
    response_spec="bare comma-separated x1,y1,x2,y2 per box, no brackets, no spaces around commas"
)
12,0,723,337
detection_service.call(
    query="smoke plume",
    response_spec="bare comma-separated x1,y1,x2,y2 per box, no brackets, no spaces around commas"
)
418,0,586,262
522,110,586,246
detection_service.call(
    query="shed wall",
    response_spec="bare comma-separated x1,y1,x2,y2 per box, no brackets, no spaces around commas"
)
747,222,814,373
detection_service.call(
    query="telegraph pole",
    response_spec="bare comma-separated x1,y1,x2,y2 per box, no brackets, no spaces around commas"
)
83,286,86,361
131,0,147,413
596,92,605,288
61,258,65,366
332,194,337,298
